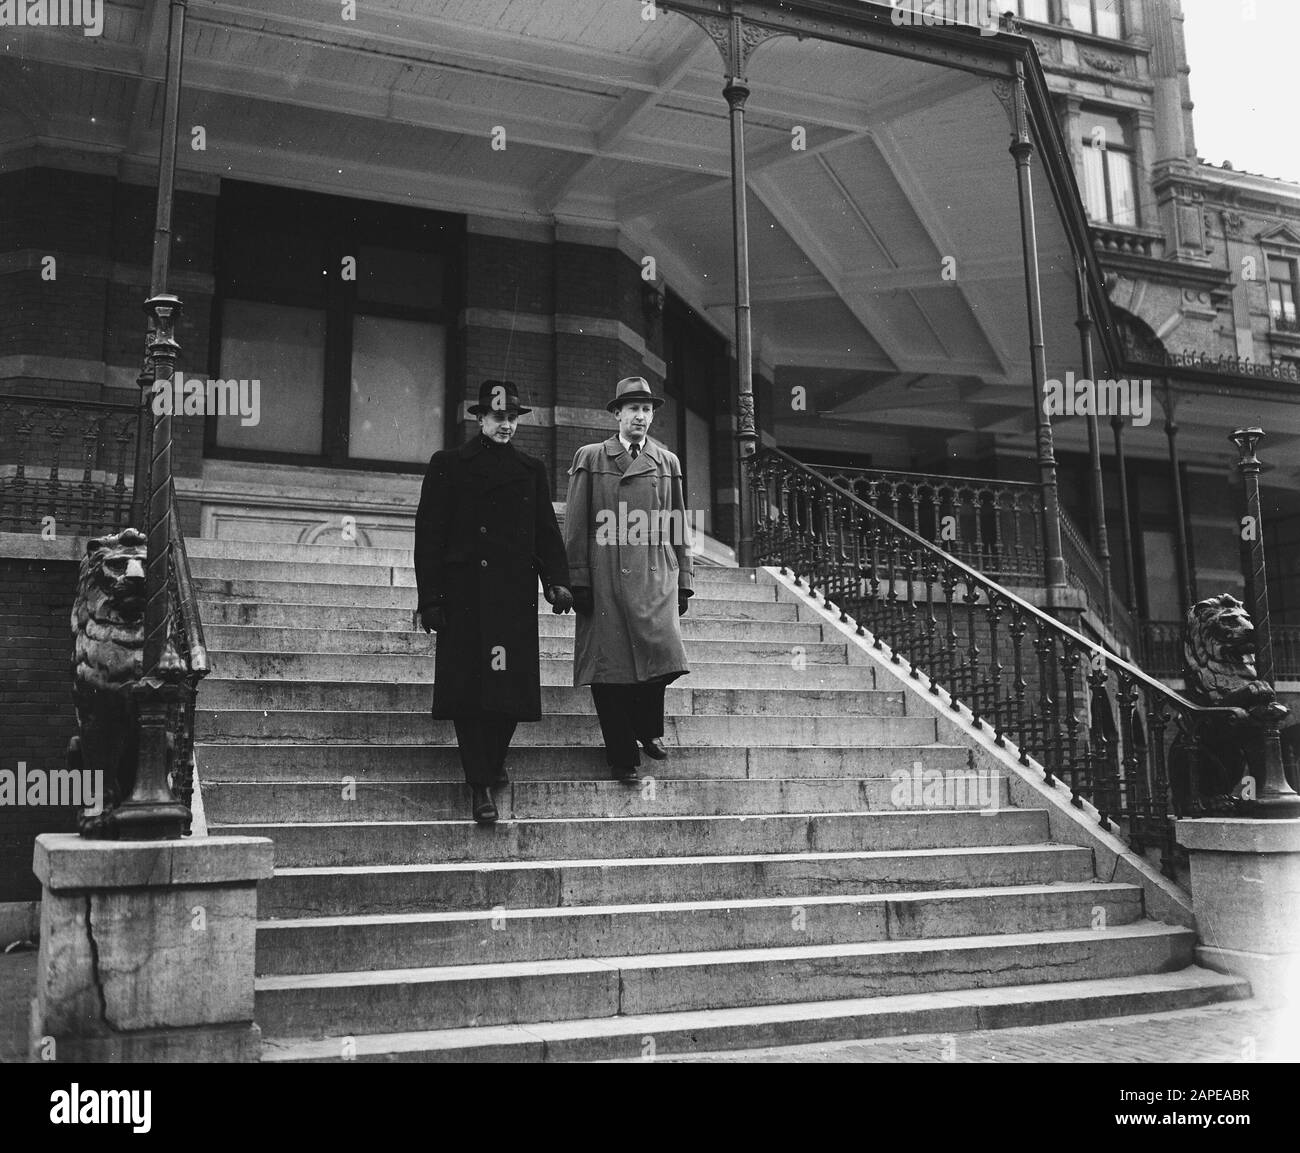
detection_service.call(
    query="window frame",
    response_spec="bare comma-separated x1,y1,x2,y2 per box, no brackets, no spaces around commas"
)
1067,0,1123,38
208,180,465,474
1079,106,1139,227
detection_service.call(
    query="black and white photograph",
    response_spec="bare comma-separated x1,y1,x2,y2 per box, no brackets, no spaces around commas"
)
0,0,1296,1119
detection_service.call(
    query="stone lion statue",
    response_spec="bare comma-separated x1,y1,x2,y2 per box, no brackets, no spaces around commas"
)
68,528,148,838
1169,593,1286,815
1183,593,1275,709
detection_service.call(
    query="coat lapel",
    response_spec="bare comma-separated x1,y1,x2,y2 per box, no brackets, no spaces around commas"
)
463,436,530,490
608,435,660,480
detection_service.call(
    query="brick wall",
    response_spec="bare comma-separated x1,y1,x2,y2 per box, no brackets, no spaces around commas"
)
0,556,80,903
0,168,217,481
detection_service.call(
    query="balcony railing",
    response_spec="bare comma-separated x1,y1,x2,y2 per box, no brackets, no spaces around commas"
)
751,447,1277,877
806,463,1132,643
0,394,137,535
1142,620,1300,682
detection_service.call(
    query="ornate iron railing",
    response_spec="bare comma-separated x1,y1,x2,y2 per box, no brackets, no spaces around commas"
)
807,462,1133,642
1143,620,1300,681
807,465,1045,585
751,447,1256,876
0,394,137,534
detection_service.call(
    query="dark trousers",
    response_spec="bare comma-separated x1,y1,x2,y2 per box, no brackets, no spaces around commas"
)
452,713,517,786
590,682,666,769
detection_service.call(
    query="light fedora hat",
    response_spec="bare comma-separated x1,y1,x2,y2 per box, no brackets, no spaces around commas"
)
606,376,665,412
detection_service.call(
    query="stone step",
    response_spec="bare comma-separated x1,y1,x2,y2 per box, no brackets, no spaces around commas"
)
195,579,802,620
254,883,1143,974
187,537,763,583
188,556,777,597
202,774,1013,824
198,653,855,687
203,626,847,662
198,603,826,641
195,711,936,746
200,681,902,717
259,969,1251,1061
252,923,1197,1038
196,742,970,783
260,843,1097,918
209,808,1050,867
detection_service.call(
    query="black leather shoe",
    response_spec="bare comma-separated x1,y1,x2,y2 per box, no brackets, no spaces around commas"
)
471,786,498,825
611,764,640,783
640,738,667,760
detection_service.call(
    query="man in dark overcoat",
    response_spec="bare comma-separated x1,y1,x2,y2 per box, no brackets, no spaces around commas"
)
565,376,693,781
415,379,572,824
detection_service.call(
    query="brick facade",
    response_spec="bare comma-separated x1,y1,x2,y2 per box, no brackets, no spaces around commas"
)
0,556,80,903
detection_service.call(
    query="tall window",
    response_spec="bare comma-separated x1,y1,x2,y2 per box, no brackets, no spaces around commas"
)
1018,0,1050,21
1068,0,1122,37
1268,256,1298,327
1080,109,1137,226
211,182,461,470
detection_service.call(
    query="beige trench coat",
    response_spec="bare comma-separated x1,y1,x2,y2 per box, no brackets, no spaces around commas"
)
564,436,693,685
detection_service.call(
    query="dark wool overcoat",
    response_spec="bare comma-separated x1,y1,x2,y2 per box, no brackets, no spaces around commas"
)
415,436,569,720
564,435,693,686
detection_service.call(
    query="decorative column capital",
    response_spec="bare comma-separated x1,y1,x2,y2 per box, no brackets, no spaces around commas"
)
1230,427,1265,472
685,6,788,82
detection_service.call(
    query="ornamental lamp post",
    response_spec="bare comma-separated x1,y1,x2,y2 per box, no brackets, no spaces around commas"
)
1229,427,1300,817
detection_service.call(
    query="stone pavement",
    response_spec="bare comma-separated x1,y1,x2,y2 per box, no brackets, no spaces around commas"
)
648,1001,1298,1063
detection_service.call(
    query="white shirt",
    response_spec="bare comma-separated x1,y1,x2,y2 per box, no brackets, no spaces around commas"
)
619,434,646,457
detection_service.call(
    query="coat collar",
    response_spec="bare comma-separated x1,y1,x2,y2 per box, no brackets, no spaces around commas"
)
603,435,663,476
460,434,529,484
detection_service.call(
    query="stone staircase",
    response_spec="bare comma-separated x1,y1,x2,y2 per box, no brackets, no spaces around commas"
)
188,539,1249,1061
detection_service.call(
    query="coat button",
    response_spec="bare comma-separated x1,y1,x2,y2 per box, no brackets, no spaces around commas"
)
481,560,488,568
480,526,487,534
621,568,630,575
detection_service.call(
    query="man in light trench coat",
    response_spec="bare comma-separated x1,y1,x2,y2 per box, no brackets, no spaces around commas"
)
565,376,694,781
416,379,573,824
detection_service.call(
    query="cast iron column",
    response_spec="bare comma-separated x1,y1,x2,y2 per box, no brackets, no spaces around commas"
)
1162,376,1194,618
1074,261,1113,626
1111,414,1140,620
1232,428,1276,687
1229,427,1299,815
676,4,785,567
1004,69,1067,602
725,73,757,566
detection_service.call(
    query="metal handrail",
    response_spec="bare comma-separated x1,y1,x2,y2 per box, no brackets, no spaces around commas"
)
768,446,1236,719
751,445,1267,876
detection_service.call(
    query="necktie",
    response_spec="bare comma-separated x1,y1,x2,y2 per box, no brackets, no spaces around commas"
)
630,443,640,460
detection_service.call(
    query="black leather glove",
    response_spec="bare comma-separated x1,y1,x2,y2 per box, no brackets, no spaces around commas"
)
572,587,594,615
419,604,447,633
678,590,692,616
548,585,574,614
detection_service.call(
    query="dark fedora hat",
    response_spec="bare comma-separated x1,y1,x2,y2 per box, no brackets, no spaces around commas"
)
606,376,664,413
468,379,531,416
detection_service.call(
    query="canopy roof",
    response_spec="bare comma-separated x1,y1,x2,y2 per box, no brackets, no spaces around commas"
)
0,0,1180,462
